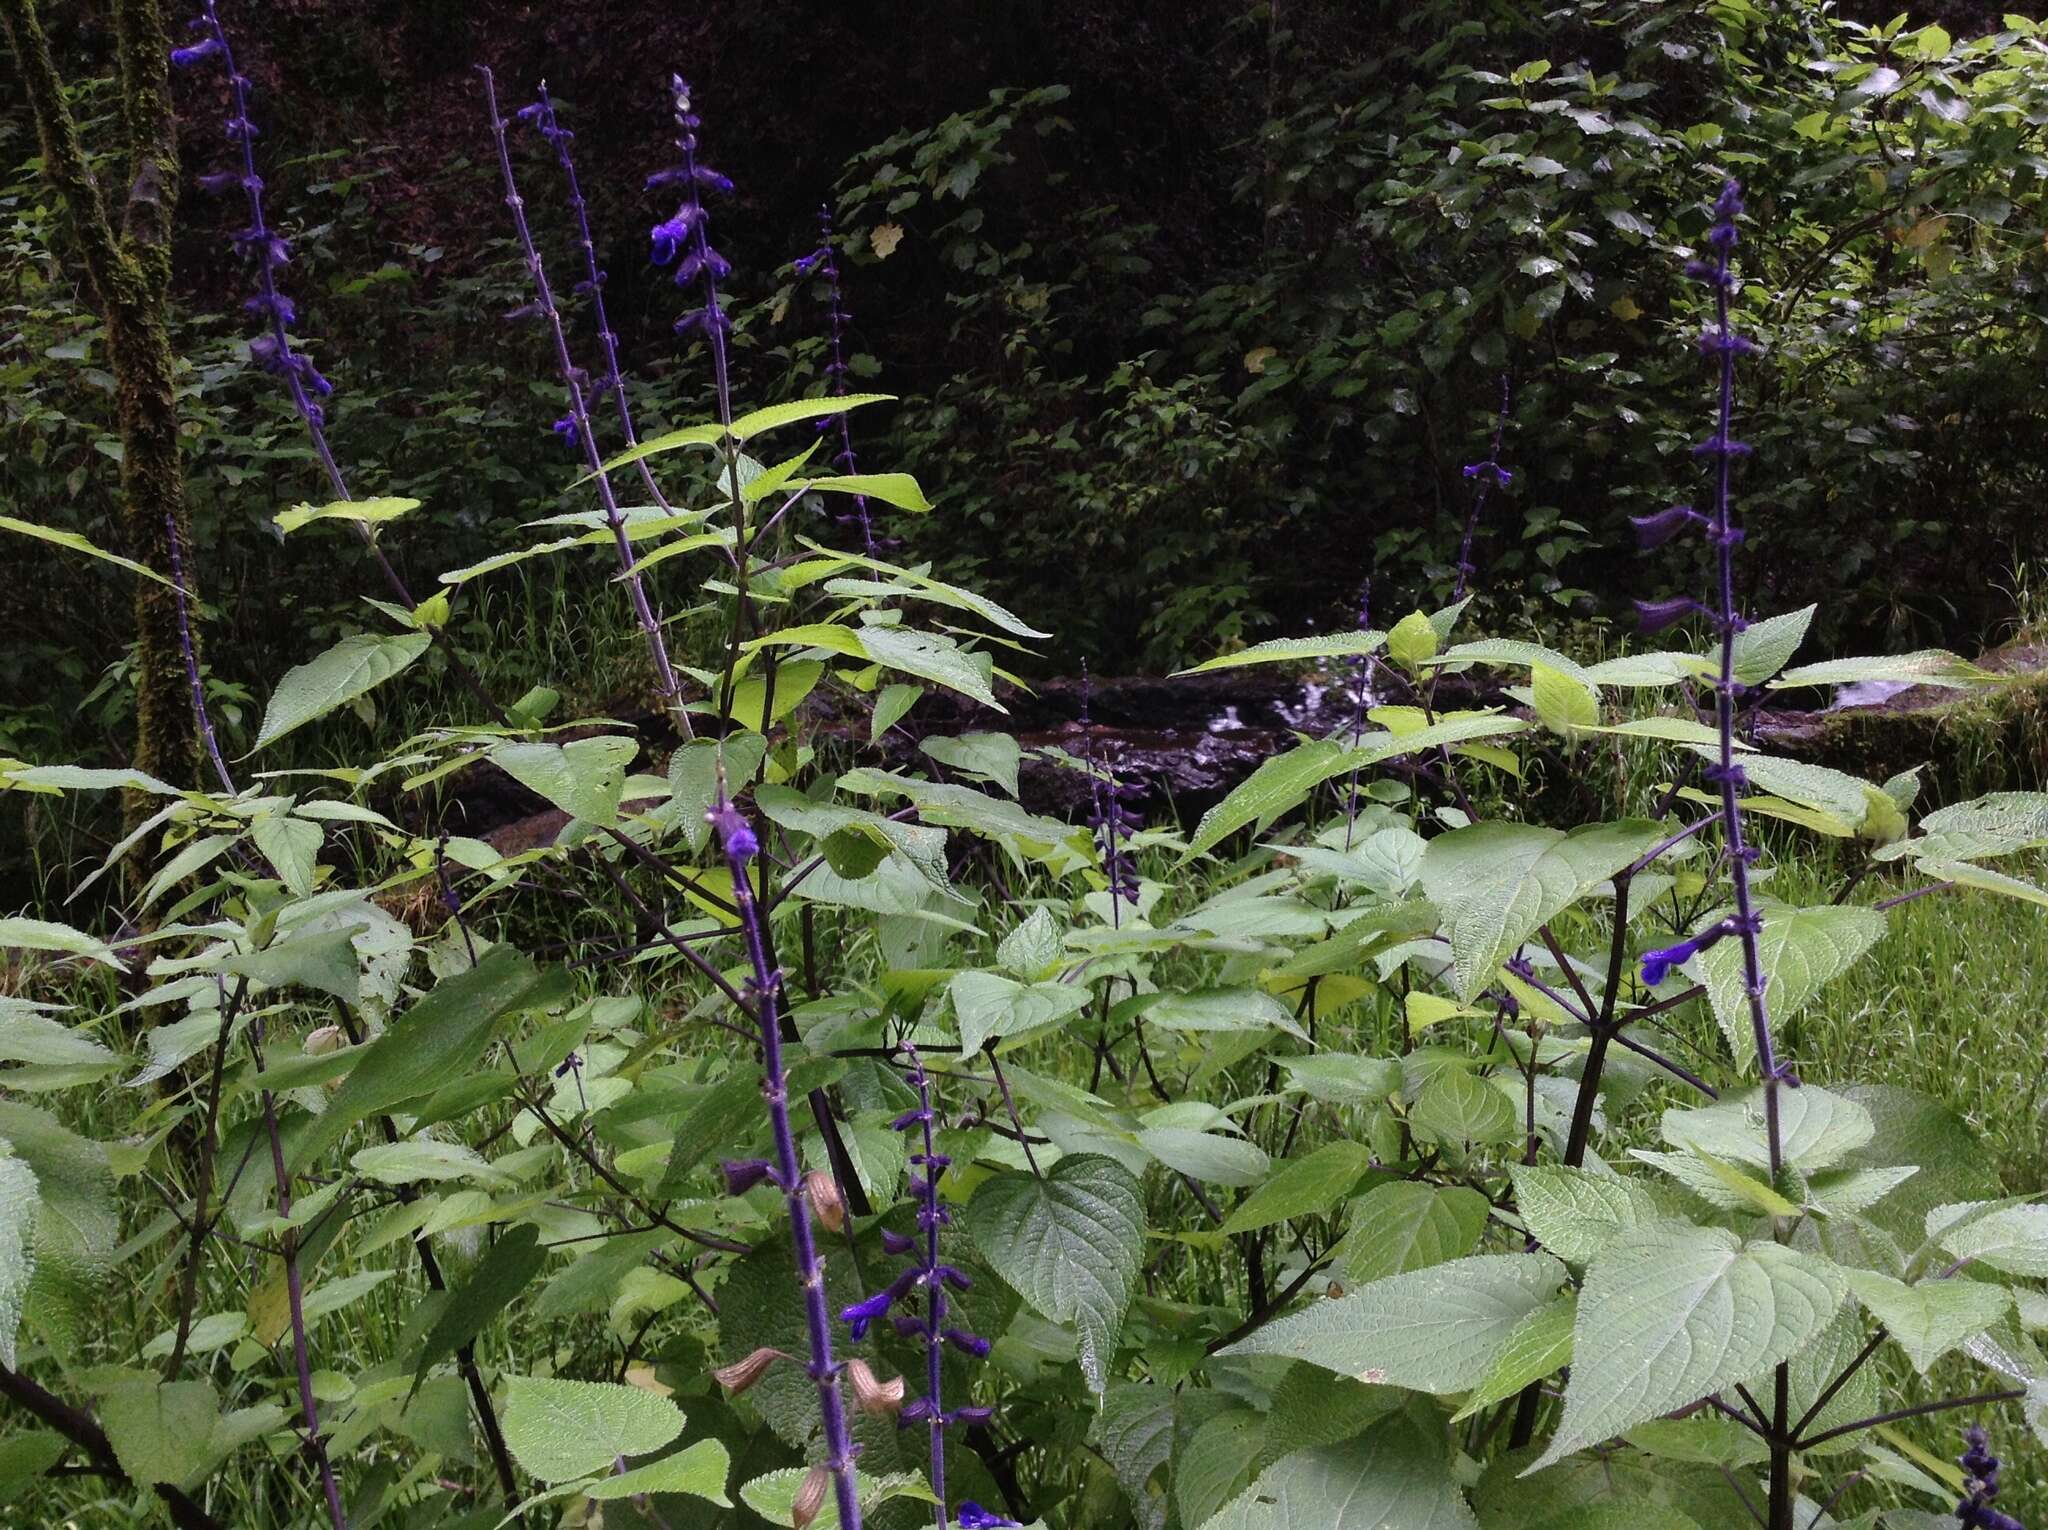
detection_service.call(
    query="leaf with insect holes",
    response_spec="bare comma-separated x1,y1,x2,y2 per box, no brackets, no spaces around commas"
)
252,632,431,751
1222,1253,1565,1392
501,1376,684,1481
1528,1223,1846,1474
965,1154,1144,1397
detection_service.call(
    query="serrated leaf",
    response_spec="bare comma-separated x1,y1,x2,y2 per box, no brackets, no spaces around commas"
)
996,907,1062,978
1770,650,1989,691
98,1378,219,1486
1337,1182,1491,1283
1661,1087,1874,1174
1531,663,1598,734
1509,1165,1664,1263
1453,1294,1576,1421
351,1139,508,1187
965,1154,1145,1396
1199,1411,1476,1530
253,632,431,751
274,496,420,534
0,1154,37,1367
249,813,322,897
1222,1143,1375,1234
585,1437,732,1504
737,1465,935,1528
1933,1201,2048,1275
921,731,1022,797
501,1376,684,1481
0,917,126,971
0,1011,114,1068
412,1224,545,1397
1420,820,1666,1000
1697,907,1885,1069
489,736,636,827
951,970,1093,1055
1223,1252,1565,1391
1410,1068,1519,1146
1174,630,1387,676
1136,1127,1270,1187
1529,1223,1847,1473
0,515,173,587
728,393,896,440
1386,611,1441,668
1842,1270,2010,1374
1119,988,1308,1042
1731,605,1815,684
1179,741,1348,862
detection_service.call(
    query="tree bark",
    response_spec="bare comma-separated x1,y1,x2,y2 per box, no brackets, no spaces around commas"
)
3,0,196,818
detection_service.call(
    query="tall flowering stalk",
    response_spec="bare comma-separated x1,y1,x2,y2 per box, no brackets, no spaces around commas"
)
649,75,737,434
479,66,692,740
1957,1426,2025,1530
795,205,875,556
709,796,864,1530
520,84,674,515
838,1047,1000,1528
1451,375,1513,603
1077,667,1141,924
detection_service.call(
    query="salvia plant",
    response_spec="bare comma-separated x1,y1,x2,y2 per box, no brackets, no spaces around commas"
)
7,7,2048,1530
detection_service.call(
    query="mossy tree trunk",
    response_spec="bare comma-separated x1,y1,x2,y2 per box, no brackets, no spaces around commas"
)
3,0,196,821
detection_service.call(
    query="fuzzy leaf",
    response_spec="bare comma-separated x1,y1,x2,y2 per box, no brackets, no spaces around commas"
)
252,632,431,751
965,1154,1145,1397
1222,1143,1375,1235
1508,1166,1664,1264
501,1376,683,1481
1197,1411,1476,1530
1697,906,1885,1069
1841,1270,2010,1374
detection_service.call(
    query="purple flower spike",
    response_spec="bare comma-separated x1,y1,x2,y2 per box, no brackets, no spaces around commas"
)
955,1502,1020,1528
706,799,759,861
943,1329,991,1358
721,1158,777,1196
1958,1425,2025,1529
1633,596,1707,635
1630,505,1705,549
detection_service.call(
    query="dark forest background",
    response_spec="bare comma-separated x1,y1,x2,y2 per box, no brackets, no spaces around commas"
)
5,0,2048,764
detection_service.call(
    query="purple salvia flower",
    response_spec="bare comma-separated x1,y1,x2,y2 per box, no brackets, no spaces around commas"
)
955,1505,1021,1529
651,76,738,429
523,84,676,514
1630,505,1706,549
704,785,864,1528
1958,1425,2025,1529
1452,374,1513,602
839,1045,997,1528
1077,663,1142,920
795,204,876,555
1632,596,1709,635
1638,912,1762,987
479,67,695,738
721,1157,778,1196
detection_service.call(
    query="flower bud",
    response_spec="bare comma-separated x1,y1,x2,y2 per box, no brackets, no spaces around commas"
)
802,1169,846,1233
302,1025,345,1056
791,1464,831,1530
710,1345,788,1396
846,1357,905,1417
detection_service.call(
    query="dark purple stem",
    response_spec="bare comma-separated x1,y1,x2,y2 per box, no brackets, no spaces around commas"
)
908,1048,949,1526
479,66,692,739
715,803,862,1530
1451,374,1512,603
163,511,234,794
251,1018,346,1529
529,83,673,515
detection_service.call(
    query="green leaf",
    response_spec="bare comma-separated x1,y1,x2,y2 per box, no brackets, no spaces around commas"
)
1530,663,1598,735
274,496,420,534
252,632,431,751
1180,742,1348,862
1177,1409,1266,1530
1922,860,2048,910
98,1378,219,1486
0,515,173,587
1337,1182,1492,1283
1278,1052,1403,1107
0,1154,37,1367
1227,1252,1564,1392
1932,1201,2048,1275
737,1465,935,1528
1731,605,1816,684
791,471,931,512
857,623,1003,709
249,813,322,897
657,1074,766,1195
965,1154,1145,1397
1529,1223,1848,1473
996,907,1062,979
351,1139,508,1187
1222,1143,1375,1234
585,1438,732,1504
1508,1166,1664,1263
920,732,1022,797
501,1376,684,1481
226,926,363,1005
411,1224,545,1397
1174,630,1386,676
0,1011,114,1069
289,947,566,1171
0,917,126,970
489,736,636,827
1197,1411,1477,1530
1420,820,1666,1001
1452,1294,1576,1421
1841,1270,2009,1374
1410,1069,1519,1147
1770,650,1989,692
728,393,895,439
1386,611,1441,668
1136,1127,1270,1188
951,970,1092,1054
1696,906,1885,1068
1116,988,1308,1042
1661,1087,1874,1175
